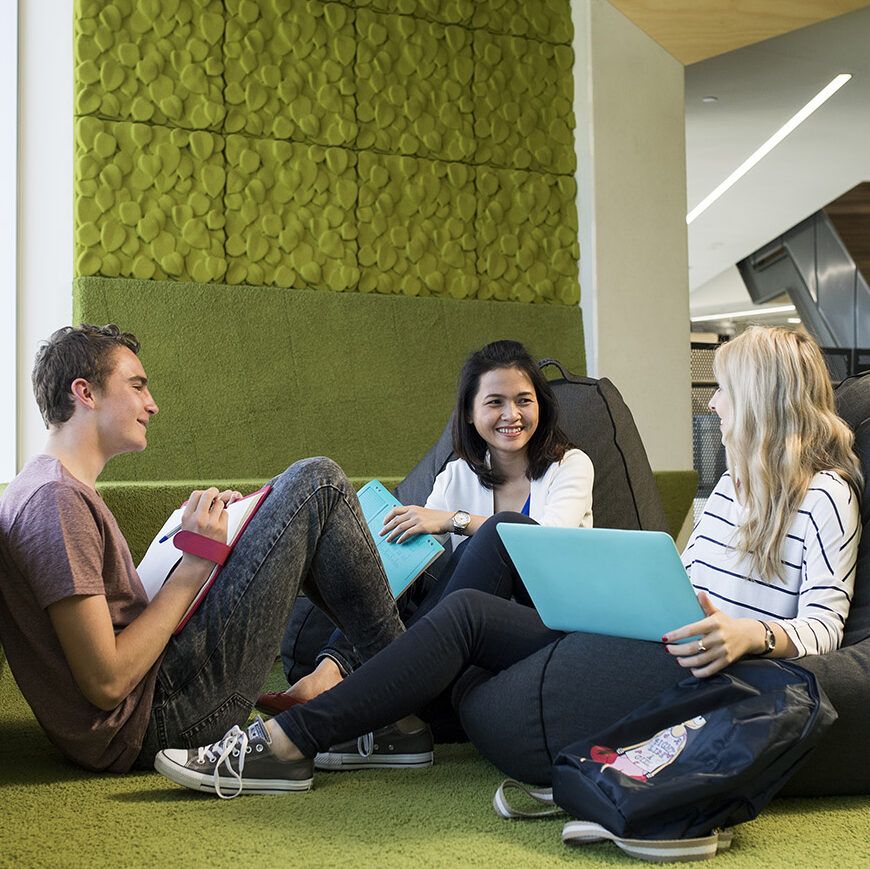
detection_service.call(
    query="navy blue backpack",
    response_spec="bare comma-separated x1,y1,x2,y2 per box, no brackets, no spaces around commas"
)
495,660,836,861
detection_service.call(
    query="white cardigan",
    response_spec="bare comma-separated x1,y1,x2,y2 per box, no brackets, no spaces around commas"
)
424,448,594,549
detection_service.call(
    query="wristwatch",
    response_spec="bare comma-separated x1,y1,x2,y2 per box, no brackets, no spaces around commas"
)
758,621,776,656
451,510,471,535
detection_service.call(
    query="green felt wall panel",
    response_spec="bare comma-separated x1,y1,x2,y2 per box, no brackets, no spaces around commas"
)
225,137,358,289
476,167,579,303
75,0,226,130
74,0,580,305
355,10,475,162
75,117,228,283
472,29,575,174
353,0,573,43
74,275,585,482
357,154,476,297
224,0,358,146
470,0,573,43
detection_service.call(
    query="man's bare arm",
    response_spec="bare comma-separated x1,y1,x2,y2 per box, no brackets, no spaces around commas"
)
47,488,228,710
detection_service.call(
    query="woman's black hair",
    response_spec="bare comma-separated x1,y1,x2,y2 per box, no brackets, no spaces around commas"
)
451,340,574,489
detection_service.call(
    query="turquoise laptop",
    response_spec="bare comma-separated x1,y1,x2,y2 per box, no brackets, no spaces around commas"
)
496,524,704,641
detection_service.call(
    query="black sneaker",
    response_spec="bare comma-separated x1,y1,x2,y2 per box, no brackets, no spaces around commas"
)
315,723,434,770
154,716,314,798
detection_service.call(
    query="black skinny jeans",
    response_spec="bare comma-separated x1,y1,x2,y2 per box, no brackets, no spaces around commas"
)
277,589,560,763
276,512,688,784
319,511,537,671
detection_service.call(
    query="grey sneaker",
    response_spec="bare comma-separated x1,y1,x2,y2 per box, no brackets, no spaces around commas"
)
315,722,434,770
154,716,314,798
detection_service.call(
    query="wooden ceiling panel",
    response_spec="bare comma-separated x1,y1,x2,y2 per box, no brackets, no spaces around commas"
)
608,0,870,64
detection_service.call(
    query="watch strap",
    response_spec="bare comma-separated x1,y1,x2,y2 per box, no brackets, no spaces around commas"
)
758,620,776,656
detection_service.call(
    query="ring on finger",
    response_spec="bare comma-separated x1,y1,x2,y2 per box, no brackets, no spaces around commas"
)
696,639,707,654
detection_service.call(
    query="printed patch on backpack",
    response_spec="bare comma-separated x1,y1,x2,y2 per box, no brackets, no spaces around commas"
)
581,716,707,781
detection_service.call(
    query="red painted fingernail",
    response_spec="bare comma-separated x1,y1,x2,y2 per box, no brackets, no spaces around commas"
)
661,635,669,643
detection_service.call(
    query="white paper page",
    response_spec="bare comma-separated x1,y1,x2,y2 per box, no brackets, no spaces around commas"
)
136,495,260,601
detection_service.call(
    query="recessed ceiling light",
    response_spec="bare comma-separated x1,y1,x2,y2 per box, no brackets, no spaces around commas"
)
702,96,718,103
687,74,852,225
690,304,796,323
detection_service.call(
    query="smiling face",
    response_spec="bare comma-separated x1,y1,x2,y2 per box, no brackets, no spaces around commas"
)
92,347,159,458
708,385,731,443
469,366,540,462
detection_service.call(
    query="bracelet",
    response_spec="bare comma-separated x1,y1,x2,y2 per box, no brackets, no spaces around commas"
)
173,530,232,566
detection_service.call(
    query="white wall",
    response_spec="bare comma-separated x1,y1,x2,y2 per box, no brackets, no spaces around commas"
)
573,0,692,472
17,1,74,469
1,5,18,482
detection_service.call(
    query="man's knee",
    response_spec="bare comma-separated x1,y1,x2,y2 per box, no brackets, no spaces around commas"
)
278,456,349,490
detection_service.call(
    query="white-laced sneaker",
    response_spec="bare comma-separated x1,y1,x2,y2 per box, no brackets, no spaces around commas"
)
154,716,314,798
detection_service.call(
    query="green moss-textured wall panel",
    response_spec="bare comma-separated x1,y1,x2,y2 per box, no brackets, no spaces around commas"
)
472,30,575,173
224,0,358,145
74,276,585,481
354,0,573,42
225,137,358,289
75,0,226,130
356,10,475,162
477,168,579,303
74,0,580,305
75,117,227,283
358,154,476,297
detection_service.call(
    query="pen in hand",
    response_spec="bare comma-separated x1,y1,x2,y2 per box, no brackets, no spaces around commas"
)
159,523,183,544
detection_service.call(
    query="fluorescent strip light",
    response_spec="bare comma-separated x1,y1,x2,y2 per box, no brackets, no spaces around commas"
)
690,304,796,323
687,74,852,224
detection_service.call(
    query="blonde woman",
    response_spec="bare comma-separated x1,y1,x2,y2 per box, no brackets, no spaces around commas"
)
157,327,863,797
666,326,863,668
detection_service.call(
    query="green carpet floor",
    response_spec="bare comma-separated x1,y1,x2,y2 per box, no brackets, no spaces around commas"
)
2,662,869,868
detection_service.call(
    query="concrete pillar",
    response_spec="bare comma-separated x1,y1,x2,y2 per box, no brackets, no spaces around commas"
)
572,0,692,473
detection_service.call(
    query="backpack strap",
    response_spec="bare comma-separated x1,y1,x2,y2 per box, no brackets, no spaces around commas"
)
492,779,563,819
562,820,734,863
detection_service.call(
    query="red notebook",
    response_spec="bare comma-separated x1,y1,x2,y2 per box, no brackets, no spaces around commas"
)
137,485,272,634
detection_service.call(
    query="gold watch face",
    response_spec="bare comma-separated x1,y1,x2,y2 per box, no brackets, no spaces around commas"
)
453,511,471,531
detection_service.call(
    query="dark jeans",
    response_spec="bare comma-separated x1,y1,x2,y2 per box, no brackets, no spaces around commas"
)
133,457,404,767
277,589,686,785
319,512,537,673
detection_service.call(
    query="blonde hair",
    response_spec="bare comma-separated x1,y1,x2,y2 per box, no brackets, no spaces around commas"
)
714,326,863,581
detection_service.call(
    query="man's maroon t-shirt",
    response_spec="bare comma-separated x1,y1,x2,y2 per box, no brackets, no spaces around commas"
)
0,455,160,771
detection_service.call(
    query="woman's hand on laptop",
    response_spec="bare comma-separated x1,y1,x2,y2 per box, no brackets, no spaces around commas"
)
662,592,766,678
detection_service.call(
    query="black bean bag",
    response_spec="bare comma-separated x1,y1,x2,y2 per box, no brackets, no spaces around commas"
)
780,374,870,795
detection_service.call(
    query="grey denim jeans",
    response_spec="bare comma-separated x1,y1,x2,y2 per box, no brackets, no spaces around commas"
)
133,456,404,767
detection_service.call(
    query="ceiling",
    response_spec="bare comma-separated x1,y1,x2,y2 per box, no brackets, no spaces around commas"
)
683,5,870,315
595,2,870,323
609,0,870,65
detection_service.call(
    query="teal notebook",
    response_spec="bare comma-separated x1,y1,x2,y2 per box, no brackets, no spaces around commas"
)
358,480,445,598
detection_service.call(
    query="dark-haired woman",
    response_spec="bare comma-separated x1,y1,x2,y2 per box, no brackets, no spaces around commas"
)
381,339,593,594
260,340,593,711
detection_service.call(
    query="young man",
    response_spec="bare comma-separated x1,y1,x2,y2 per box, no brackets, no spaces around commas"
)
0,323,415,779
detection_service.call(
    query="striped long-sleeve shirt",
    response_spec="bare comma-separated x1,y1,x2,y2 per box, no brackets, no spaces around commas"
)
681,470,861,657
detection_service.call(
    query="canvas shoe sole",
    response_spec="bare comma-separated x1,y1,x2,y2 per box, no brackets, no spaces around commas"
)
315,723,434,771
